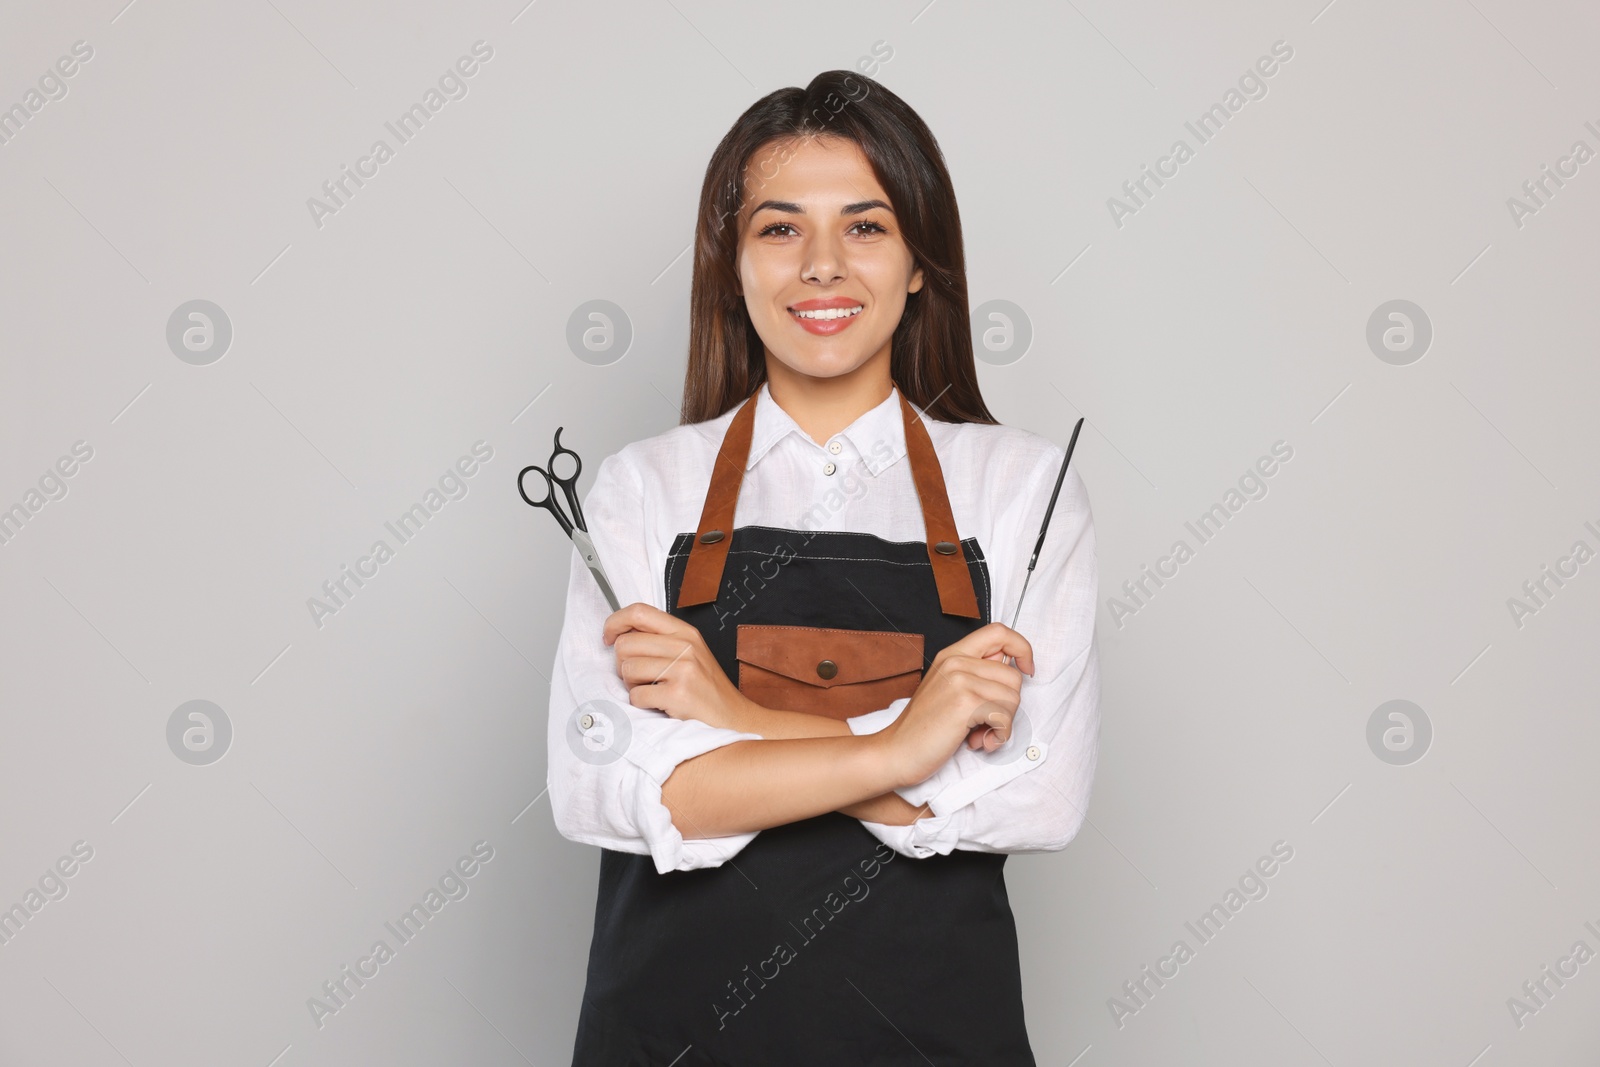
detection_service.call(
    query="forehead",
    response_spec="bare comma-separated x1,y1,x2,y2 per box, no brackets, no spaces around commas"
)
740,135,889,210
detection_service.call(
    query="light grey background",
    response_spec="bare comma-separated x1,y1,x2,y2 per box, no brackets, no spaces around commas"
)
2,1,1597,1064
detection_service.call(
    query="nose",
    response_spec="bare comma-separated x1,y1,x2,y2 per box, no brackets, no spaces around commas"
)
801,228,845,286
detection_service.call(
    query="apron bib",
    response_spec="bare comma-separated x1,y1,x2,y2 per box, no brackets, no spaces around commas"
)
571,389,1036,1066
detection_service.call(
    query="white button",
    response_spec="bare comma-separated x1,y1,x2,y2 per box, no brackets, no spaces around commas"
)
580,714,595,730
1026,745,1041,761
828,440,843,454
823,462,837,476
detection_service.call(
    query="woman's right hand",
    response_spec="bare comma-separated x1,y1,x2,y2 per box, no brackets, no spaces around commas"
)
882,622,1035,788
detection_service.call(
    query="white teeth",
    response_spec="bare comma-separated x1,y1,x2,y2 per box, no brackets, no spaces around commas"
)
792,306,863,320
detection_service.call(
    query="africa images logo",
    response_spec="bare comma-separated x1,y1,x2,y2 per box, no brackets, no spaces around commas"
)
305,841,495,1030
712,841,899,1031
306,441,494,629
305,41,494,230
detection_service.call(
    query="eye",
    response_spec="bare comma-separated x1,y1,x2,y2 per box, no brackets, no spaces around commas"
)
755,219,890,238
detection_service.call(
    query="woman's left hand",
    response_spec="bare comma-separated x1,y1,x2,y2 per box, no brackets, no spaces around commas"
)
604,603,752,731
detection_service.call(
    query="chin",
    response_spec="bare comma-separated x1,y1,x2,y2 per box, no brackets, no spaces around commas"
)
773,356,872,381
771,342,881,380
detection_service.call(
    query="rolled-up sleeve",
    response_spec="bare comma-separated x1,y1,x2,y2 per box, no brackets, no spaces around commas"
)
846,453,1101,858
546,449,764,874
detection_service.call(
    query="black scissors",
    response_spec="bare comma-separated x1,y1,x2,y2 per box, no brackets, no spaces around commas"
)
518,427,621,612
1001,416,1085,667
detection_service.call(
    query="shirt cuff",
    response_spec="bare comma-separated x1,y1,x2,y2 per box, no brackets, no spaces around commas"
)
894,737,1051,814
621,714,766,874
846,698,909,736
631,776,759,874
856,805,971,859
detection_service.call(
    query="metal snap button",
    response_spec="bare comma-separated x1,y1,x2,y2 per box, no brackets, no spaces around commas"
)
1026,745,1041,761
580,714,595,730
698,530,725,544
816,659,838,679
823,462,837,476
933,541,958,555
828,440,843,454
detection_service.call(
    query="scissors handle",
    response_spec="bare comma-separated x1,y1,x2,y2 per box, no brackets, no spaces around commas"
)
517,464,574,537
548,426,586,532
520,428,617,612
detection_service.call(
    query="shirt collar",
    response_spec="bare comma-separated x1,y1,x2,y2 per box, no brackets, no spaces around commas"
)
744,381,911,476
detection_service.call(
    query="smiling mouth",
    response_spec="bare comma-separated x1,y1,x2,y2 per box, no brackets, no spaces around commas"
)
789,305,864,320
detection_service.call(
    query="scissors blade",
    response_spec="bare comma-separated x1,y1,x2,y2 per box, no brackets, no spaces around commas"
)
570,528,621,612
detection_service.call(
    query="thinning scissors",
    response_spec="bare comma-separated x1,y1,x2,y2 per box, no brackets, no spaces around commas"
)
518,427,622,612
1001,416,1085,667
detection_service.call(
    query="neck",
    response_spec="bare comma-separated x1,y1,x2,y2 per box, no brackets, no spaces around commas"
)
763,350,894,445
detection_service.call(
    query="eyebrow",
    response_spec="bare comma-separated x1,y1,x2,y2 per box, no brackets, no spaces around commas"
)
748,198,893,218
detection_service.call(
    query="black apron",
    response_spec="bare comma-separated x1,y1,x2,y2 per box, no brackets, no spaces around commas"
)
571,389,1036,1066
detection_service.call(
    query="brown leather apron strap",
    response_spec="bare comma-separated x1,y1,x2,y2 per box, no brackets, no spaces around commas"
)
899,391,981,618
675,390,760,607
675,386,981,618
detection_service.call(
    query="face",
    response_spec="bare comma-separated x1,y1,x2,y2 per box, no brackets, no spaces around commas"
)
734,135,924,384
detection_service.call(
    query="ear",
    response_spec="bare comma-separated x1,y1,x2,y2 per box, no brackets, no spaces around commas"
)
908,262,925,295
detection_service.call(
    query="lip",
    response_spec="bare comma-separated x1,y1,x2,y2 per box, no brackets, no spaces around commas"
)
787,296,865,336
789,297,864,311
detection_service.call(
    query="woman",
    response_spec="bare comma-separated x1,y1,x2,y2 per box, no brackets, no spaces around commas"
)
548,69,1100,1065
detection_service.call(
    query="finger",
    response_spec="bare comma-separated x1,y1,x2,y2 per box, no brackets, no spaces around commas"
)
949,623,1035,676
966,681,1022,724
967,718,1011,748
980,700,1015,731
603,602,684,645
936,663,1024,712
981,713,1012,746
997,627,1035,677
616,656,682,687
949,655,1027,693
613,632,695,660
602,603,653,645
934,652,1017,684
965,702,1015,738
628,683,671,714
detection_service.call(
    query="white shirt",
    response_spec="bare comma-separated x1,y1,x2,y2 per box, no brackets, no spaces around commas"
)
546,382,1101,874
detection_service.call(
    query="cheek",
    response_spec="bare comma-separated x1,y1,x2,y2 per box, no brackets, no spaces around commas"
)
862,269,910,320
738,252,787,315
857,247,916,299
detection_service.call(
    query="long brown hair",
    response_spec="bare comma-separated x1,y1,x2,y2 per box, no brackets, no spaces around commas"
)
681,70,996,426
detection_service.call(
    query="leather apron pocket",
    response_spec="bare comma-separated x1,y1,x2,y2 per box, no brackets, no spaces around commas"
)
735,623,925,720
